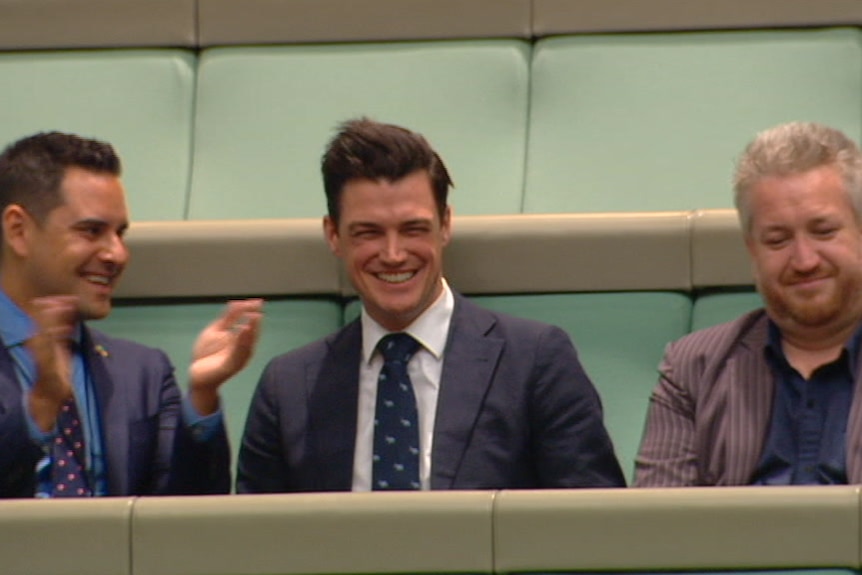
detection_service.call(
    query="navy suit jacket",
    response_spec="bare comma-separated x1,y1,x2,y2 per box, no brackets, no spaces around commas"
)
0,326,230,498
238,293,625,492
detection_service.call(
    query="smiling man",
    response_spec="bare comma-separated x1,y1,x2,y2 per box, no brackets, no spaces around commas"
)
238,118,625,492
0,131,263,497
636,121,862,486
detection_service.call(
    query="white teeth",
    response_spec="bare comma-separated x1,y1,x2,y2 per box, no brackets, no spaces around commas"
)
85,275,111,285
377,272,414,283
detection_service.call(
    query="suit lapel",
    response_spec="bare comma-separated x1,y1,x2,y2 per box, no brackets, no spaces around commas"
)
0,342,22,408
431,296,503,489
722,318,773,485
82,328,128,496
307,321,362,491
846,342,862,483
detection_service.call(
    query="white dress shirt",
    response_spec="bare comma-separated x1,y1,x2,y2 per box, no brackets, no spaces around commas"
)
352,280,454,491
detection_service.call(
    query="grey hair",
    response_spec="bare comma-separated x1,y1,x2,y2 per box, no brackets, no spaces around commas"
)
733,122,862,233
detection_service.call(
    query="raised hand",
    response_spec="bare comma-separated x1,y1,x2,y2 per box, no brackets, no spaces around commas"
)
188,299,264,415
26,295,79,431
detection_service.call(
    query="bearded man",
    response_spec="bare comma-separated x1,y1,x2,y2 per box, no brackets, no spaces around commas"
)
636,122,862,486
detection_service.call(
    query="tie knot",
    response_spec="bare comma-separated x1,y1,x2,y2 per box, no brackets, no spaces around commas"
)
378,333,420,364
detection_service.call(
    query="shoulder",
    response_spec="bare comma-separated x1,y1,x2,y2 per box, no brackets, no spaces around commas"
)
453,294,568,343
85,325,171,365
263,321,359,371
451,295,577,374
660,308,767,386
669,308,766,357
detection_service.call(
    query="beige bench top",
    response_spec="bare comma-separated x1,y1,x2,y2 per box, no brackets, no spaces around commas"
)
116,210,751,299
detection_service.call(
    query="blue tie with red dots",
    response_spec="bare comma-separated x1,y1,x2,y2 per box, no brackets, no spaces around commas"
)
373,333,421,490
50,397,92,497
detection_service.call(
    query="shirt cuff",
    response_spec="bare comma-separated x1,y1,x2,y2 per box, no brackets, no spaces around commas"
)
22,394,55,449
181,396,224,443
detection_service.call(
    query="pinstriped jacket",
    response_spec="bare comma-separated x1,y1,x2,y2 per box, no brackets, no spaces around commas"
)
634,309,862,486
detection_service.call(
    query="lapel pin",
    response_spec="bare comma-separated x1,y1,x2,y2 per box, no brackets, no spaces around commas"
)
94,344,109,358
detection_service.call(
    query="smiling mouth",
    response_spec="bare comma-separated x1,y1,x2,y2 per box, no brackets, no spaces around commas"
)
83,274,114,287
789,276,830,286
376,271,415,284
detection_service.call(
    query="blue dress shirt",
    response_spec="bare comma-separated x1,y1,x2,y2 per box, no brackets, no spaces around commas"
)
751,321,860,485
0,289,222,496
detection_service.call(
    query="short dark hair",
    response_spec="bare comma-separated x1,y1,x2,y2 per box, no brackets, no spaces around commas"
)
0,131,121,225
321,118,453,224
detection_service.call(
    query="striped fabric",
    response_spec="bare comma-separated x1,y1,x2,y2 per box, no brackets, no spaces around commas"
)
634,309,862,486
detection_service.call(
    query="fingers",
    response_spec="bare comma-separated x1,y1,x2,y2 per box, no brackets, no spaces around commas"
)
189,298,264,384
29,295,79,342
226,299,264,362
221,299,263,371
216,298,264,333
27,295,79,375
224,299,264,349
26,296,78,428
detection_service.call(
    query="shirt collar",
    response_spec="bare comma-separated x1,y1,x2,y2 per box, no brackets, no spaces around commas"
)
0,289,35,347
765,317,862,374
361,278,454,364
0,288,83,349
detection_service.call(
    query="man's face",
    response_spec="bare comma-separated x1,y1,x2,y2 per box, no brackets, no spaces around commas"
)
746,165,862,336
324,170,451,332
15,166,130,320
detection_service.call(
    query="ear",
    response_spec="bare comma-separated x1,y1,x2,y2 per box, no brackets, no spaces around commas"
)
744,233,756,258
2,204,32,258
440,205,453,248
322,215,342,257
743,234,762,286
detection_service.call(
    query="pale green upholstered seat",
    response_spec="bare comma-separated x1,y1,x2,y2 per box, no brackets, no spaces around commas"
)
524,28,862,213
187,40,530,219
691,290,764,332
0,49,196,221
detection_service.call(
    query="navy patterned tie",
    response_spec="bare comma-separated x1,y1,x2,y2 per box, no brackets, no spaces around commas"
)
373,333,421,490
50,397,92,497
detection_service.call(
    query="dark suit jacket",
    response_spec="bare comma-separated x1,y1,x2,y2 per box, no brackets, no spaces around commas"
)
635,309,862,486
0,326,230,497
238,293,625,492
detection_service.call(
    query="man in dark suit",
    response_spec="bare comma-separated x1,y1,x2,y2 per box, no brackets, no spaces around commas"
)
0,131,263,497
636,122,862,486
238,118,624,492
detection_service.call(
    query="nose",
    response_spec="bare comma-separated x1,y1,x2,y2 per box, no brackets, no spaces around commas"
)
379,232,407,264
100,233,129,269
789,235,820,272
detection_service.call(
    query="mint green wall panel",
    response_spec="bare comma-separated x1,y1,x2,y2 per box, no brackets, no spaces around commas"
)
0,50,196,221
189,41,530,219
525,29,862,213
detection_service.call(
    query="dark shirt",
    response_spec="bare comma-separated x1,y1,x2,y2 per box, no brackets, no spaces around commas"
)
751,321,861,485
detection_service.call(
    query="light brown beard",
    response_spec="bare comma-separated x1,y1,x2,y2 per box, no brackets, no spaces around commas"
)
762,275,850,329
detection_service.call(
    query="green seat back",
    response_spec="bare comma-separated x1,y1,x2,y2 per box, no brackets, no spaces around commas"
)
0,49,196,220
524,28,862,213
188,40,530,219
691,290,763,332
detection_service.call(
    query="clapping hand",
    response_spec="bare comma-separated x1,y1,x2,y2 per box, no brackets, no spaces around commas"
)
26,296,78,431
188,299,264,415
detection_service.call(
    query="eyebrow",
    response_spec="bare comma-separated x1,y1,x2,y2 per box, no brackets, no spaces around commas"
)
347,218,433,228
73,217,130,233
